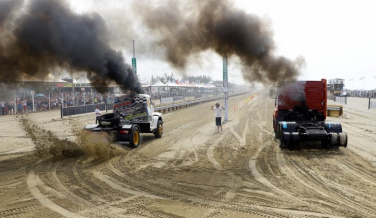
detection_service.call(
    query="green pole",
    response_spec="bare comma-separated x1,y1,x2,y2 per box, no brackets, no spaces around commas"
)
223,54,228,121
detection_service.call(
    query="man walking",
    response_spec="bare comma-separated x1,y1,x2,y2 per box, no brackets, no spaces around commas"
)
211,102,225,132
95,106,101,124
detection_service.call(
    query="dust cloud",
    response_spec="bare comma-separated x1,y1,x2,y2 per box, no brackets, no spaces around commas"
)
75,128,126,160
20,116,124,160
20,116,81,157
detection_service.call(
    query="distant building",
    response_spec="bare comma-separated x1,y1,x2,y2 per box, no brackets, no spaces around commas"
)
328,78,345,96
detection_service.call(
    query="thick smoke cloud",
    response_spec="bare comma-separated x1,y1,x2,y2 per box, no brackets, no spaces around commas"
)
1,0,303,91
134,0,304,84
0,0,143,93
0,0,22,26
277,81,306,107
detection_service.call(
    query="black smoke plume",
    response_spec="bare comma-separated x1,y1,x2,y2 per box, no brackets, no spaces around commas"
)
134,0,304,84
0,0,143,93
1,0,303,90
277,81,306,107
0,0,22,26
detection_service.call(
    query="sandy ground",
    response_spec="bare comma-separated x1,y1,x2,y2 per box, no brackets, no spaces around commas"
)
1,92,376,218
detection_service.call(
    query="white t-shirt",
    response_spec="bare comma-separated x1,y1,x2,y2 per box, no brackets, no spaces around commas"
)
95,108,101,116
213,106,223,117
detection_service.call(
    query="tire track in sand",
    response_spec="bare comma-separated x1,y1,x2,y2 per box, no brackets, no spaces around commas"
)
246,94,343,217
48,160,129,217
275,150,356,214
26,160,86,218
339,161,376,185
288,159,376,217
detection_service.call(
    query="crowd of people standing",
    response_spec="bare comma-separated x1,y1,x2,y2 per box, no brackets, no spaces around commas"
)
0,91,110,116
0,99,31,115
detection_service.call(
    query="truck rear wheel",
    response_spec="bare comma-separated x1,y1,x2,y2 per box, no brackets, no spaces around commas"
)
130,125,140,148
339,133,348,147
279,138,287,149
321,140,329,149
154,120,163,138
276,123,282,140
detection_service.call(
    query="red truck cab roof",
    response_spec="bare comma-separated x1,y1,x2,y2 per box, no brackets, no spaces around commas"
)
277,79,327,118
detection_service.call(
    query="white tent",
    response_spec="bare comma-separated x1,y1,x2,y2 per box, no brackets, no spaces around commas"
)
166,81,180,87
151,79,166,87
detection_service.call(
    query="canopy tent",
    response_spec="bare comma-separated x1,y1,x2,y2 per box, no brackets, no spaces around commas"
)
151,79,216,88
151,79,166,87
165,81,180,87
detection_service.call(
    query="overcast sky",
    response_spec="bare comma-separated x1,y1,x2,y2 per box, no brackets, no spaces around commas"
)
69,0,376,90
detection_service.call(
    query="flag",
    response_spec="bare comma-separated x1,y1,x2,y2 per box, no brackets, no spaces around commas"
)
359,77,365,80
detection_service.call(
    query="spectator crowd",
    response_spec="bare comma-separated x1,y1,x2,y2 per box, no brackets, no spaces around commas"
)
0,91,110,116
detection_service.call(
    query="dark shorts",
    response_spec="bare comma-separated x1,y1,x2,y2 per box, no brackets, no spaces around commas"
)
215,117,221,126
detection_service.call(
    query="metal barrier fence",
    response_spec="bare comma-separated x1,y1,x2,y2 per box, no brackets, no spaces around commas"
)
160,97,174,104
369,98,376,109
173,96,184,101
334,96,347,104
154,92,249,113
61,92,250,117
160,95,187,104
328,95,335,101
60,103,113,118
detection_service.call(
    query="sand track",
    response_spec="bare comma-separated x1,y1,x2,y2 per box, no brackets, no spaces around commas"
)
1,92,376,217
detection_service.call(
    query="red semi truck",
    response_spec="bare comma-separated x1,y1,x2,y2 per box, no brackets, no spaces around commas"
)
273,79,348,149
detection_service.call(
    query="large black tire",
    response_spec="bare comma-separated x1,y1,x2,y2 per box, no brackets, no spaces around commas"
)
279,124,290,149
273,118,277,139
279,138,287,149
154,120,163,138
321,140,329,149
275,124,281,139
130,125,140,148
97,113,120,127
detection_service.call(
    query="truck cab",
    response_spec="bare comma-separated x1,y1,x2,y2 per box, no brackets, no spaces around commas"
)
272,79,347,149
273,79,327,131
